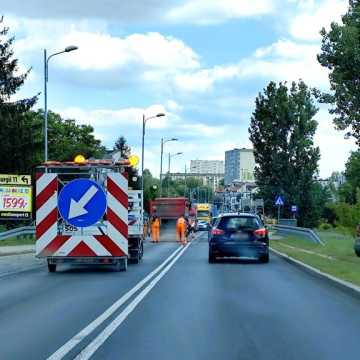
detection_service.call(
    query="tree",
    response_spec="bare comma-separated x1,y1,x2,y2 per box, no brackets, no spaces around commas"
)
143,169,160,209
25,110,106,162
317,0,360,144
0,17,39,173
337,150,360,204
249,81,321,227
311,182,332,223
114,136,131,158
112,136,139,189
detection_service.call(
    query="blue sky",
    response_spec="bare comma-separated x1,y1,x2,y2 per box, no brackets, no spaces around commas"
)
2,0,357,177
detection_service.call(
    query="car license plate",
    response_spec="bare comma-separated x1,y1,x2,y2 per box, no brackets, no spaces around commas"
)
231,233,248,241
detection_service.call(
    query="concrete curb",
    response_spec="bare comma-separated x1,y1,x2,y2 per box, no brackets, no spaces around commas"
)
270,247,360,300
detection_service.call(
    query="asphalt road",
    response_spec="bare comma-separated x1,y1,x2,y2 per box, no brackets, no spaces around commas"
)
0,232,359,360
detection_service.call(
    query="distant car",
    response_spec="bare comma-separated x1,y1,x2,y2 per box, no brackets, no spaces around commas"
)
197,220,210,231
208,213,269,263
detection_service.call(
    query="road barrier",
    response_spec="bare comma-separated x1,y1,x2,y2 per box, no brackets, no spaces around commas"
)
272,224,324,245
0,226,35,241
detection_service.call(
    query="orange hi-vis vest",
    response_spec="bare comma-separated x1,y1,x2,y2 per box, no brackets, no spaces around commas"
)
177,217,186,227
152,218,160,228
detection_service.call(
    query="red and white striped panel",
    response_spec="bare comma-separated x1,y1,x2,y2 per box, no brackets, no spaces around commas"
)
35,173,58,257
106,172,128,256
36,172,128,258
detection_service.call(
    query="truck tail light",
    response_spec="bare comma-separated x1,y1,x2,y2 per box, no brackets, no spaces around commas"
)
254,228,268,237
211,228,224,236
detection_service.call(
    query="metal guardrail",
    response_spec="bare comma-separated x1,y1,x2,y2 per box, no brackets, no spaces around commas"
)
0,226,35,241
272,224,324,245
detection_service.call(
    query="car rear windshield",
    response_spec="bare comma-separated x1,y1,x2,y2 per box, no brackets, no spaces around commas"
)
197,210,210,217
216,216,261,231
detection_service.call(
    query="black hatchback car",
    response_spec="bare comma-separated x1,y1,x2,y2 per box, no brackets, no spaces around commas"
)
208,213,269,263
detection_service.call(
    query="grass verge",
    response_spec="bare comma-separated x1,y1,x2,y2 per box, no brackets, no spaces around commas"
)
0,235,36,247
271,230,360,287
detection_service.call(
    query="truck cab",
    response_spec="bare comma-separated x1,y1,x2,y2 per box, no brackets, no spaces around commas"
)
196,203,212,228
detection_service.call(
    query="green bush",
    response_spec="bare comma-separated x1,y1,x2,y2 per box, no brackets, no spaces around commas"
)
327,201,360,235
318,223,332,230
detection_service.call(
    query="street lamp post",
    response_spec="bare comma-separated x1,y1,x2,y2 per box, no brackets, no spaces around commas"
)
167,152,183,196
160,137,178,197
44,45,78,162
141,112,165,214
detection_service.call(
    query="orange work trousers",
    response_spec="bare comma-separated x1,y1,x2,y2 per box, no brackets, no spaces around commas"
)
151,226,160,242
176,224,187,244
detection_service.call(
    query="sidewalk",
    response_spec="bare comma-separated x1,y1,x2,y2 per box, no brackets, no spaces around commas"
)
0,244,35,256
0,244,45,277
0,252,45,278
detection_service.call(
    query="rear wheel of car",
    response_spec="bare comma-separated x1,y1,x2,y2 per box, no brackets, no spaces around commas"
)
355,249,360,257
208,249,216,263
259,253,269,263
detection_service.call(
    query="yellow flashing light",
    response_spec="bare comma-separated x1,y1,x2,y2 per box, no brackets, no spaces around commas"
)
128,154,139,167
74,154,86,164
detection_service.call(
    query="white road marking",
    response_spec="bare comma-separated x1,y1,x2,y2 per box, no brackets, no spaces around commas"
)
47,244,184,360
74,242,192,360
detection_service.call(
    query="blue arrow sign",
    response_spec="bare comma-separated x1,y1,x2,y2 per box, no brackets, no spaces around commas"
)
58,179,106,228
275,195,284,206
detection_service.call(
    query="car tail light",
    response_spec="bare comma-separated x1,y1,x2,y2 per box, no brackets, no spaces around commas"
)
211,228,224,235
254,228,268,237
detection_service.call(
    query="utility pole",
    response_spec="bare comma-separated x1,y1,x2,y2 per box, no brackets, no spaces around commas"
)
159,137,178,197
43,45,78,161
184,164,187,197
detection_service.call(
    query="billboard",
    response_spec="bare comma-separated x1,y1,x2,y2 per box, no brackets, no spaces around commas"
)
0,174,32,220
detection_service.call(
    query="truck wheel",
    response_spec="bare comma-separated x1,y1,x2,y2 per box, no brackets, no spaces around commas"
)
139,241,144,259
115,258,127,272
130,250,140,264
48,262,56,273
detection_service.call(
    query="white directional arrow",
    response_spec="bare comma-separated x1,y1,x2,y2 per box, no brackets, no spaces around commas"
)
68,185,99,219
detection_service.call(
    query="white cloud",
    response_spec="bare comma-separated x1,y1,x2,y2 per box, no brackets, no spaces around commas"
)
166,0,275,25
243,39,329,88
314,108,357,177
166,100,183,112
56,31,199,71
11,16,199,73
59,104,169,129
289,0,348,41
175,65,241,92
174,39,329,92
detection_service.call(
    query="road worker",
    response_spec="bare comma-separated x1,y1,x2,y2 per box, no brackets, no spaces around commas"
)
187,217,196,241
151,215,161,243
176,214,187,245
143,217,149,240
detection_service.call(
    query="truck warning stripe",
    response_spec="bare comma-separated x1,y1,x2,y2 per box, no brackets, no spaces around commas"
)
107,208,128,238
94,235,126,257
68,241,97,257
36,208,58,239
39,235,71,257
107,177,128,210
36,177,58,210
